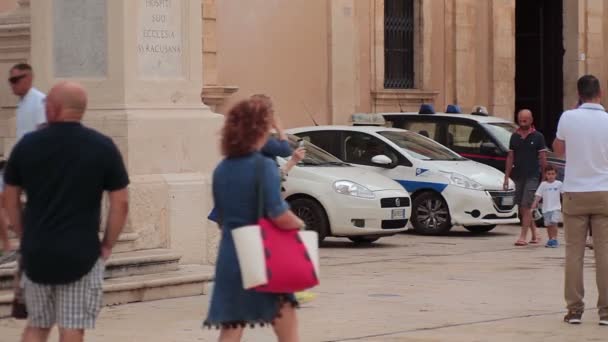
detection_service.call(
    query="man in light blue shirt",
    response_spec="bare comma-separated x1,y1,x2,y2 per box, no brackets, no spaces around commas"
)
9,63,47,141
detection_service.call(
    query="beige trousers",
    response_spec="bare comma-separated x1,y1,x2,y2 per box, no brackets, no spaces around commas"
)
563,191,608,317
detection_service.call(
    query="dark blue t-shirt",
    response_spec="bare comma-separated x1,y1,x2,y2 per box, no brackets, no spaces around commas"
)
4,122,129,284
508,130,547,180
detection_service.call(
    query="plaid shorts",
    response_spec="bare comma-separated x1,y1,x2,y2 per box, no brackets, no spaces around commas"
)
23,259,105,329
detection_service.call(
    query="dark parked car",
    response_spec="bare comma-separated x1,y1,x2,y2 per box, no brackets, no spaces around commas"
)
381,111,565,180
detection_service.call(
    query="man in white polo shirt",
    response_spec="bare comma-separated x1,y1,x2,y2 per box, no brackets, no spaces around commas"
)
554,74,608,325
8,63,47,141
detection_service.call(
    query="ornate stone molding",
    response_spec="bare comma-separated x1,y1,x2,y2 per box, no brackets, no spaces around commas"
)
201,85,238,110
0,0,30,23
0,0,31,63
0,23,30,62
200,0,237,110
372,89,439,113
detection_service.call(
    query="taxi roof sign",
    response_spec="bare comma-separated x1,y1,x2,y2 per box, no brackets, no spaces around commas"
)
350,113,386,126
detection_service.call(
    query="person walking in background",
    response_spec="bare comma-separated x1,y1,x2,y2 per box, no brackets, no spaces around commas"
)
553,74,608,325
504,109,548,246
3,81,130,342
8,63,47,140
531,165,563,248
203,98,305,342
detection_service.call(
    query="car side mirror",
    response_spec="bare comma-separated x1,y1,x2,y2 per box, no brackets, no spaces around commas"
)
371,155,393,165
480,142,500,155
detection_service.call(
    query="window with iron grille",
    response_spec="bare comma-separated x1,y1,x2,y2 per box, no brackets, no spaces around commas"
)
384,0,415,89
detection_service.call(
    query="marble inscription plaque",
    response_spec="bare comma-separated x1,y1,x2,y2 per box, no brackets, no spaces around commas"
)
53,0,107,77
137,0,183,78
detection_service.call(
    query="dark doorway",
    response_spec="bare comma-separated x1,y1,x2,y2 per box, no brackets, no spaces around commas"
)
515,0,564,144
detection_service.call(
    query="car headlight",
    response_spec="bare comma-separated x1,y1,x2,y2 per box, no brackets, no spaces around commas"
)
448,173,484,190
333,180,375,199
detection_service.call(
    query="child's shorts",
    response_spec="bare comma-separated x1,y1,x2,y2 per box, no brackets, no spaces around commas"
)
543,210,562,226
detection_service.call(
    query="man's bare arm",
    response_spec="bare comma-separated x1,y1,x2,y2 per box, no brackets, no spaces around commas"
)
101,188,129,260
553,138,565,157
0,191,11,252
539,150,548,174
2,185,23,240
503,150,514,190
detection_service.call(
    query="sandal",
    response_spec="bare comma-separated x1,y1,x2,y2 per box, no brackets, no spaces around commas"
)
529,238,541,244
514,240,528,246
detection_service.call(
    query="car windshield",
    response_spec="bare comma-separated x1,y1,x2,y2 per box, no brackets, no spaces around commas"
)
377,130,465,161
482,122,517,150
285,134,350,166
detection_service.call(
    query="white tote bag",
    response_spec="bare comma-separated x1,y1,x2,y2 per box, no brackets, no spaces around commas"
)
231,225,267,289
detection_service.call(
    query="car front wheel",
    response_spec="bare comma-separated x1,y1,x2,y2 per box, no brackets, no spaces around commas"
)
289,197,329,242
464,225,497,234
411,192,452,235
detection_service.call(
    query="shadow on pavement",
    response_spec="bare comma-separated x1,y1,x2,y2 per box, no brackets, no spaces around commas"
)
319,240,403,250
402,229,513,238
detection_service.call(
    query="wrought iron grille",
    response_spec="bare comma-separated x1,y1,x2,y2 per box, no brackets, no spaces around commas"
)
384,0,415,89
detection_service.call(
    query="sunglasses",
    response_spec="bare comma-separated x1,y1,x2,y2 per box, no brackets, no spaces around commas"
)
8,74,27,84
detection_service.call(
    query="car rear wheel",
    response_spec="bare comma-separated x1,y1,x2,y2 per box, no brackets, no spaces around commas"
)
411,192,452,235
348,236,380,244
464,225,497,234
289,198,329,242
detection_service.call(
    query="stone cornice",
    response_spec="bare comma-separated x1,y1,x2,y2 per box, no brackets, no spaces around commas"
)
0,24,30,62
201,85,239,108
0,3,31,62
372,89,439,102
372,89,439,112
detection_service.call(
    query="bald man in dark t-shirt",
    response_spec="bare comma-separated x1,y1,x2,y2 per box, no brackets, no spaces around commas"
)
504,109,547,246
4,81,129,341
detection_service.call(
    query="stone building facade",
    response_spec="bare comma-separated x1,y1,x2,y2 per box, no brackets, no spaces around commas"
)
2,0,608,143
212,0,608,144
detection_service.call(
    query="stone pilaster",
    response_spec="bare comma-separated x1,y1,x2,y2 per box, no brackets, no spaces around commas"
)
200,0,237,111
329,0,358,124
489,0,515,120
563,0,607,110
453,0,477,111
28,0,223,265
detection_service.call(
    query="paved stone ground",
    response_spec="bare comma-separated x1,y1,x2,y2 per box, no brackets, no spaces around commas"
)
1,225,605,341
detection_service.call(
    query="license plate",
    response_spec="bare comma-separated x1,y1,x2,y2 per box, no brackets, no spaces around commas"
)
501,196,514,206
391,209,406,220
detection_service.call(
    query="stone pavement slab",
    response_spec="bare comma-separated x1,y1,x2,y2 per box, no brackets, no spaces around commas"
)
0,225,605,341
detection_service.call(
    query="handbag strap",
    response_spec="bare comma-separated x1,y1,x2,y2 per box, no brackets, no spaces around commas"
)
216,154,266,224
255,155,265,220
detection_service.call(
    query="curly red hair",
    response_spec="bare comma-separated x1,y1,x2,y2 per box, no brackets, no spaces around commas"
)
221,98,272,157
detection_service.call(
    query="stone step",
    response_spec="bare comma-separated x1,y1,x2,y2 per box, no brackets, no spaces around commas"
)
111,232,140,254
0,264,215,319
0,262,16,292
104,248,182,279
0,248,182,290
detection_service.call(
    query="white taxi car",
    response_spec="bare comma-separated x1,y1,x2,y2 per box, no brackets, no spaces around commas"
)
280,136,411,244
287,126,519,235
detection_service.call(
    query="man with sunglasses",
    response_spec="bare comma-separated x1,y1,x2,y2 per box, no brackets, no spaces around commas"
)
8,63,47,141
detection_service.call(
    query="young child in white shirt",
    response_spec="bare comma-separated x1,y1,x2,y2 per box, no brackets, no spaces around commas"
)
531,166,563,248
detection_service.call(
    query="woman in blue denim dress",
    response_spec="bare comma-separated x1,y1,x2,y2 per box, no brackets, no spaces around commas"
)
203,98,305,342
